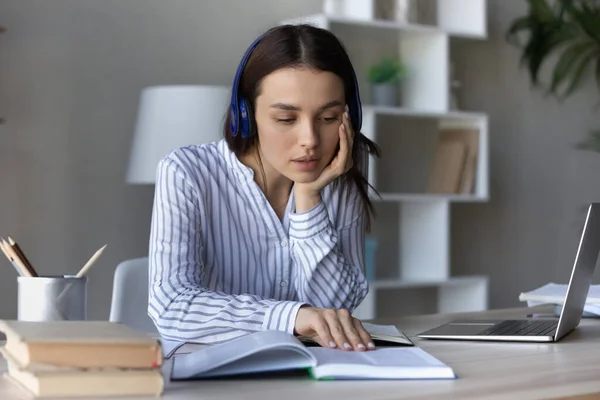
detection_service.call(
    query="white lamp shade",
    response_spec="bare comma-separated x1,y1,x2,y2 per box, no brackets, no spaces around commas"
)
126,85,231,184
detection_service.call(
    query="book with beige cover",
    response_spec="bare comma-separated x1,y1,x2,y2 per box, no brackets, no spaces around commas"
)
427,128,479,194
0,320,162,368
0,320,164,398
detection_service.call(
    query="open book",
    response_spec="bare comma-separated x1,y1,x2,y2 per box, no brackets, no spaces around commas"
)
164,330,455,381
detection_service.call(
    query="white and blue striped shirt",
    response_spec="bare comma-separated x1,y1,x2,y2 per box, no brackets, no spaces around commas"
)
148,139,368,344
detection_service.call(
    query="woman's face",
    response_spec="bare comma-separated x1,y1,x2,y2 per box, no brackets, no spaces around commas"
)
253,67,345,184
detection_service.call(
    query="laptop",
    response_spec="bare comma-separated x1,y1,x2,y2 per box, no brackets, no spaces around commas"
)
417,202,600,343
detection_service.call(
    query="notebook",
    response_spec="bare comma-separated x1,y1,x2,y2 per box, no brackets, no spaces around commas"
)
164,330,455,381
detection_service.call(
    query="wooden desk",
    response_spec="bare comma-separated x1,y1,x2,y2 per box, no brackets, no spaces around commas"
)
1,306,599,399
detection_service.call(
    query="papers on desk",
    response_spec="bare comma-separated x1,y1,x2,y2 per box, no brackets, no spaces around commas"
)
519,283,600,316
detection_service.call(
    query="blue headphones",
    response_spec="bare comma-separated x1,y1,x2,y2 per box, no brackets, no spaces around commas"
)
229,33,363,138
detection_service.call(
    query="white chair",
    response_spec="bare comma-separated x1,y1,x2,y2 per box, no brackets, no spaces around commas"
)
109,257,158,334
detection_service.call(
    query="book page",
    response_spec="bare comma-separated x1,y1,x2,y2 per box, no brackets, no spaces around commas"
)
361,322,401,337
169,330,315,380
362,322,413,345
308,347,448,368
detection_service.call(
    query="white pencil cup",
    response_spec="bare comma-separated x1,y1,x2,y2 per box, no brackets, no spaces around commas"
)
17,275,88,321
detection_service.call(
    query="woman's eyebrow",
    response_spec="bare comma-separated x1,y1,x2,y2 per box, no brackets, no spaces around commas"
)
269,100,343,111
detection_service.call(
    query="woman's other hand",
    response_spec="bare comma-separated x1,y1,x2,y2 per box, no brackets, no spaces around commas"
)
294,305,375,351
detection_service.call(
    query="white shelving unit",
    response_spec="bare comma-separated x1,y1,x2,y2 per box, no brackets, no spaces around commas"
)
282,0,489,319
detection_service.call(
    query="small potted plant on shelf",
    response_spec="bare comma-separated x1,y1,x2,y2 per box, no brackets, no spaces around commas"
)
367,56,408,107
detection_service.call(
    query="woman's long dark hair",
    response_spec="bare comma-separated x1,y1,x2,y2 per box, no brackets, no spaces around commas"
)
224,24,381,228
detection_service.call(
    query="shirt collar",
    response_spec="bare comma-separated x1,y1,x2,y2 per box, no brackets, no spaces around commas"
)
218,139,255,182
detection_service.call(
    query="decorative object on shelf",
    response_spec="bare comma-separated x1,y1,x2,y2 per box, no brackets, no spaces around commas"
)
126,85,230,184
506,0,600,152
367,56,408,106
375,0,419,23
449,61,462,110
364,236,378,282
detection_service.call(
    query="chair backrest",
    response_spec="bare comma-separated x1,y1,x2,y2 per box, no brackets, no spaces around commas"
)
109,257,158,334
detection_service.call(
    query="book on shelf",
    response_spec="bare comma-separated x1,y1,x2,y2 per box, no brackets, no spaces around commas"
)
164,330,455,381
0,320,164,398
427,128,479,194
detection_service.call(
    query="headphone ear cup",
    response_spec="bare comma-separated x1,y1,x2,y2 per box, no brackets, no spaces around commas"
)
229,106,239,136
239,98,255,138
239,98,250,138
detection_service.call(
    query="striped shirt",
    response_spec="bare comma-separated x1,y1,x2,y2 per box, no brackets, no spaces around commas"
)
148,139,368,344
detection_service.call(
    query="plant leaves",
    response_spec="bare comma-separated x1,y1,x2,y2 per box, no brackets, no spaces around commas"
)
506,0,600,99
550,40,596,95
562,47,597,97
576,130,600,152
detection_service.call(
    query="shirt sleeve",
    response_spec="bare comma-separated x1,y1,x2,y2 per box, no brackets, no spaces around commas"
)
288,180,369,311
148,157,305,344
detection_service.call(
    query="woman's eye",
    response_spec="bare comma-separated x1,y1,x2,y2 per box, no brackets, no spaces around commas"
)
276,118,296,124
323,116,339,123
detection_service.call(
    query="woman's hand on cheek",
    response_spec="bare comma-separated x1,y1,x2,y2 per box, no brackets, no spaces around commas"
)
293,110,354,212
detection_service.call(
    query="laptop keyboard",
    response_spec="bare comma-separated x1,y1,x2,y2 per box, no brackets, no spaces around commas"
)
480,320,558,336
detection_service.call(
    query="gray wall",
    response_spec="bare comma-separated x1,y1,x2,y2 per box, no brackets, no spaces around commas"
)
0,0,598,320
0,0,322,320
451,0,600,306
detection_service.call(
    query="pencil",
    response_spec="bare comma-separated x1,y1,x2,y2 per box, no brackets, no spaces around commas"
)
1,238,32,277
7,236,38,277
0,239,22,276
75,244,107,278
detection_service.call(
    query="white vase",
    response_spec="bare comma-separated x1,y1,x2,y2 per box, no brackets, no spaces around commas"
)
371,83,399,107
395,0,418,23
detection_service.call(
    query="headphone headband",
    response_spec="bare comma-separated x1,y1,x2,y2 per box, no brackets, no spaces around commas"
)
229,30,362,138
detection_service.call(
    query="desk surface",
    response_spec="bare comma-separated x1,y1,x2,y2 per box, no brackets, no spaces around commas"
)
1,306,599,400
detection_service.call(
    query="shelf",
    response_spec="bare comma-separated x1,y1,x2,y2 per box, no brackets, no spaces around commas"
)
282,13,486,39
284,0,490,320
353,274,489,319
369,275,488,290
363,105,487,120
371,193,488,203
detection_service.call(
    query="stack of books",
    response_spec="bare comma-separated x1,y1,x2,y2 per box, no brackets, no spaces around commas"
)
0,320,164,398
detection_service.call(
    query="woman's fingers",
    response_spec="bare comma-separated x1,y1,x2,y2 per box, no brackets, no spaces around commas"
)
341,110,354,173
337,121,349,174
353,318,376,350
311,312,338,349
324,309,353,350
304,307,376,351
344,109,354,151
337,309,366,351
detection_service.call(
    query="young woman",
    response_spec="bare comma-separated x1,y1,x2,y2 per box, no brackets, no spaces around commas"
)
148,23,380,352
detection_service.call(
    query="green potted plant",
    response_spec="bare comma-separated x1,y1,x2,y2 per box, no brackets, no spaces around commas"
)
506,0,600,150
367,56,408,107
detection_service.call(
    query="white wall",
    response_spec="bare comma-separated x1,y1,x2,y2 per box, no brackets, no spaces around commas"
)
0,0,322,320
